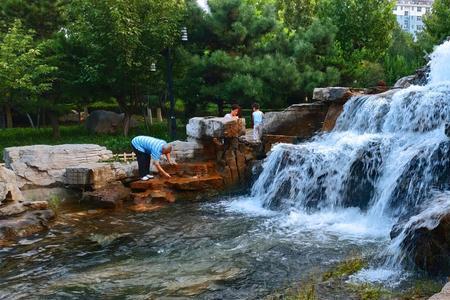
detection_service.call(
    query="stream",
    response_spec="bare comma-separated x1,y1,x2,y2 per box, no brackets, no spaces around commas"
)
0,198,433,299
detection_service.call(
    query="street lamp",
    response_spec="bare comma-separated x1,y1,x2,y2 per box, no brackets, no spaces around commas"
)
165,26,188,140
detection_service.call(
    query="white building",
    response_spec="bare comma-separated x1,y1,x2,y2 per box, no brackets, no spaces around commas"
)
393,0,434,38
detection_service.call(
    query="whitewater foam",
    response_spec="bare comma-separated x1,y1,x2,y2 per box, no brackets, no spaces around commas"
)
224,39,450,283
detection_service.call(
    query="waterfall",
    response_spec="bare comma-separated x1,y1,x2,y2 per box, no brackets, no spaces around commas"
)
247,40,450,273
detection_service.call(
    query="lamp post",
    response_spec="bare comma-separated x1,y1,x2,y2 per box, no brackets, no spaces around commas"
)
165,26,188,140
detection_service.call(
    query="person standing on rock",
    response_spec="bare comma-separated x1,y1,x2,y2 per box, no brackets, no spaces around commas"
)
131,136,176,180
224,104,241,120
252,103,264,142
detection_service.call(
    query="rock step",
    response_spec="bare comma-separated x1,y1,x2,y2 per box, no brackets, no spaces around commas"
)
131,189,175,204
130,174,224,192
163,162,217,177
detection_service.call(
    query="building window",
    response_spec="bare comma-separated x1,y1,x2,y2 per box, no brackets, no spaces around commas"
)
404,11,409,16
417,16,422,21
426,8,431,13
417,25,422,30
417,7,422,12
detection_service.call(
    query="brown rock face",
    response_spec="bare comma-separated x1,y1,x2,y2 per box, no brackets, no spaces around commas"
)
263,103,329,138
322,103,345,132
262,135,299,154
82,182,131,208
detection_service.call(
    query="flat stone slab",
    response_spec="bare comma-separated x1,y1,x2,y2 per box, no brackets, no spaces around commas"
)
3,144,113,188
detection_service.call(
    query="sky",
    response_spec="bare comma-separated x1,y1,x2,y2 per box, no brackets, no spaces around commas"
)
196,0,209,12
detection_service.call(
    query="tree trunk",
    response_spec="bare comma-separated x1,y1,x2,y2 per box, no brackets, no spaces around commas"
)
49,111,60,139
217,99,224,117
123,112,131,137
147,107,153,125
26,113,35,128
156,107,163,122
0,106,5,129
5,104,13,128
36,108,41,128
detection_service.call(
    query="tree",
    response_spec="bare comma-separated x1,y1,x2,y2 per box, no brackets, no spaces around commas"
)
0,20,55,128
0,0,68,38
318,0,396,85
423,0,450,45
65,0,186,136
384,25,424,85
275,0,317,29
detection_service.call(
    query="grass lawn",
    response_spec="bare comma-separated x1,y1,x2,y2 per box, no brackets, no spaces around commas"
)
0,122,186,161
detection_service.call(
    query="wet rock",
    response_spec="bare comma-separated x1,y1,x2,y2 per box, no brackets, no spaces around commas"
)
186,117,246,139
0,202,28,217
322,103,345,132
166,175,224,191
313,87,352,103
85,110,138,134
394,75,416,89
394,66,429,88
0,166,24,203
23,201,49,210
397,211,450,275
4,144,112,188
82,182,130,208
262,135,300,153
263,103,328,137
0,209,55,241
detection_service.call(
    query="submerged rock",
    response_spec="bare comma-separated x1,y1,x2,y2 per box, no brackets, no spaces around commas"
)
0,209,55,241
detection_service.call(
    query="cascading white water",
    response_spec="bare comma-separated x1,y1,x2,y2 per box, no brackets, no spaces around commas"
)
240,40,450,278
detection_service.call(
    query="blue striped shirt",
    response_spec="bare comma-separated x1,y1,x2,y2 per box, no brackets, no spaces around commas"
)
131,136,167,161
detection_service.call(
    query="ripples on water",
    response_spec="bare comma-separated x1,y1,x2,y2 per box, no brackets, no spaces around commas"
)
0,199,401,299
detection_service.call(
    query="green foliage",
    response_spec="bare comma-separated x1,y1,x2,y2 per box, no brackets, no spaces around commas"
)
0,20,56,118
276,0,317,29
423,0,450,45
0,0,68,39
384,26,425,85
322,257,367,281
48,195,62,215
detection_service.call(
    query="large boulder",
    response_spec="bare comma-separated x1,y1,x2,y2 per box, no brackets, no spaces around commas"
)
186,117,246,139
0,166,24,203
82,182,130,208
169,140,209,162
313,87,352,103
3,144,113,188
85,110,139,134
263,103,329,137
